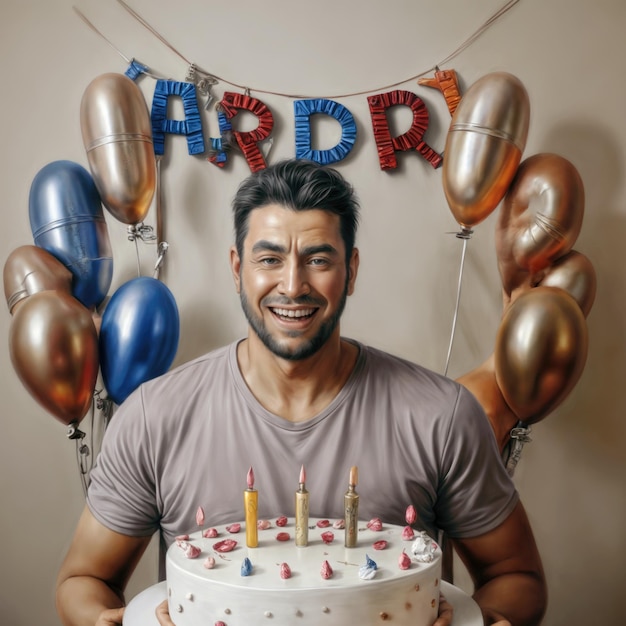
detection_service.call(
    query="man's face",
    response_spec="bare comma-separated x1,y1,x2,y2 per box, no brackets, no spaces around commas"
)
231,204,359,361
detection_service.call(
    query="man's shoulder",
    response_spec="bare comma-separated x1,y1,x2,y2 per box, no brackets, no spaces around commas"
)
357,341,456,385
141,341,236,392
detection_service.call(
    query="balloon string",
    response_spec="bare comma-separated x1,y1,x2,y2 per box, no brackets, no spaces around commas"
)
75,0,521,99
503,421,533,476
133,237,141,276
155,155,163,247
444,232,471,377
72,398,95,497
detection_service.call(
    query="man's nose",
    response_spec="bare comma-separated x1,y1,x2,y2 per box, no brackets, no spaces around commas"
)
278,261,310,297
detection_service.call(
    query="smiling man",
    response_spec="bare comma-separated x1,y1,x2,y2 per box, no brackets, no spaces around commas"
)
56,159,546,626
236,205,355,361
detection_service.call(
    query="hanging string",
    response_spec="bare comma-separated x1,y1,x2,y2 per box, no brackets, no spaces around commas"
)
152,155,171,281
443,228,472,377
503,421,533,476
73,6,166,80
68,398,95,496
75,0,521,99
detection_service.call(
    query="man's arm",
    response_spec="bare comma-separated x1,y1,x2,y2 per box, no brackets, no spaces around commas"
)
56,505,152,626
452,500,547,626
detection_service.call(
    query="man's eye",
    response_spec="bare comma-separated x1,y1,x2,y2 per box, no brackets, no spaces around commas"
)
260,257,280,265
309,258,329,266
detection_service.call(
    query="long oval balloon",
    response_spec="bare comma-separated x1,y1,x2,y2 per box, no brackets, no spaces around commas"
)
494,286,588,424
3,245,72,314
9,290,99,425
80,73,156,225
28,160,113,309
496,153,585,296
443,72,530,229
99,276,180,405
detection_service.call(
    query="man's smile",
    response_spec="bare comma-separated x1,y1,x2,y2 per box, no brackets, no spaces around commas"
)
270,307,317,320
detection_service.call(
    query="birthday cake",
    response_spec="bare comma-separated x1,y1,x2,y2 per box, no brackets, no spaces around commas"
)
165,516,442,626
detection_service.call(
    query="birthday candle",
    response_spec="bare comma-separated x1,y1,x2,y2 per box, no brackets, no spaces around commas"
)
344,465,359,548
295,465,309,547
244,467,258,548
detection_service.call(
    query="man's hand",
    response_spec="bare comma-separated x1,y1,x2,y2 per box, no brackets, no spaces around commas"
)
432,593,453,626
95,607,125,625
156,599,177,625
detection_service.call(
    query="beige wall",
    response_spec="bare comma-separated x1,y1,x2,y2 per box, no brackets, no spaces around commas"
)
1,0,623,624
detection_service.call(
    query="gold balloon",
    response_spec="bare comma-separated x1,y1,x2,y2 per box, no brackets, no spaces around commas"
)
80,73,156,224
443,72,530,229
541,250,596,318
496,153,585,297
495,286,588,424
9,290,99,425
3,245,72,314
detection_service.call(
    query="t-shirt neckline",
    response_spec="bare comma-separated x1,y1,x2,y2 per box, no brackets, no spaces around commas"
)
228,338,366,430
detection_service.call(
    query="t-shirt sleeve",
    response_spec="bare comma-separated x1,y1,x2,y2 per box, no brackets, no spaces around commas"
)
434,384,519,538
86,386,160,537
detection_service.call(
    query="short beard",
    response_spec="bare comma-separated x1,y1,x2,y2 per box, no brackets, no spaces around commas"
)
239,282,349,361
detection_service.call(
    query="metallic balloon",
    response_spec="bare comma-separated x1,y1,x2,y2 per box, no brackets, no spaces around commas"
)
80,73,156,225
443,72,530,229
541,250,596,317
99,277,179,405
3,245,72,314
29,160,113,309
496,153,585,297
9,290,99,425
494,286,588,424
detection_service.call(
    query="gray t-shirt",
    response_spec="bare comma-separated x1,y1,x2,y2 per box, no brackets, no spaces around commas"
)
88,339,518,567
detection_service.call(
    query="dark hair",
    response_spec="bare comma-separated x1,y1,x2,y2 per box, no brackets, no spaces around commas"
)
232,159,360,262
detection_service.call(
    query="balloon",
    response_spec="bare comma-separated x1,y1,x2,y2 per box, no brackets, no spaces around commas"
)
28,160,113,309
9,290,99,425
3,245,72,314
80,73,156,225
443,72,530,229
99,277,179,405
541,250,596,317
494,286,588,424
496,153,585,296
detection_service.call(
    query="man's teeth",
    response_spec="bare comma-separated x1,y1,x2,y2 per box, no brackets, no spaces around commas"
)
272,308,315,318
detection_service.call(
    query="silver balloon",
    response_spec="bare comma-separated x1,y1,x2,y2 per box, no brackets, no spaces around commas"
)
541,250,596,317
443,72,530,229
496,153,585,298
495,286,588,424
80,73,156,225
3,245,72,314
9,290,99,425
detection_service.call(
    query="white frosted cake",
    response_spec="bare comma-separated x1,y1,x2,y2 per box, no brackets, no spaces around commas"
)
165,517,442,626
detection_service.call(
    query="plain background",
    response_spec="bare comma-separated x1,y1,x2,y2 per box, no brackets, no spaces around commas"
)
1,0,624,624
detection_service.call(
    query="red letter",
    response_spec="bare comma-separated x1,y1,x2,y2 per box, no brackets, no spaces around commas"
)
218,92,274,172
368,90,442,170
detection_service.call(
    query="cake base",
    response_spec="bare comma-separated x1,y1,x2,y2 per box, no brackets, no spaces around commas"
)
123,580,483,626
166,518,442,625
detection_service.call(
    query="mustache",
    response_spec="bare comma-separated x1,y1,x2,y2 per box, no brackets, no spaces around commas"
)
261,295,325,307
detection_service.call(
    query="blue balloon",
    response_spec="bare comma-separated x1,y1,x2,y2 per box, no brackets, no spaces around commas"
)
29,160,113,309
100,277,180,405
